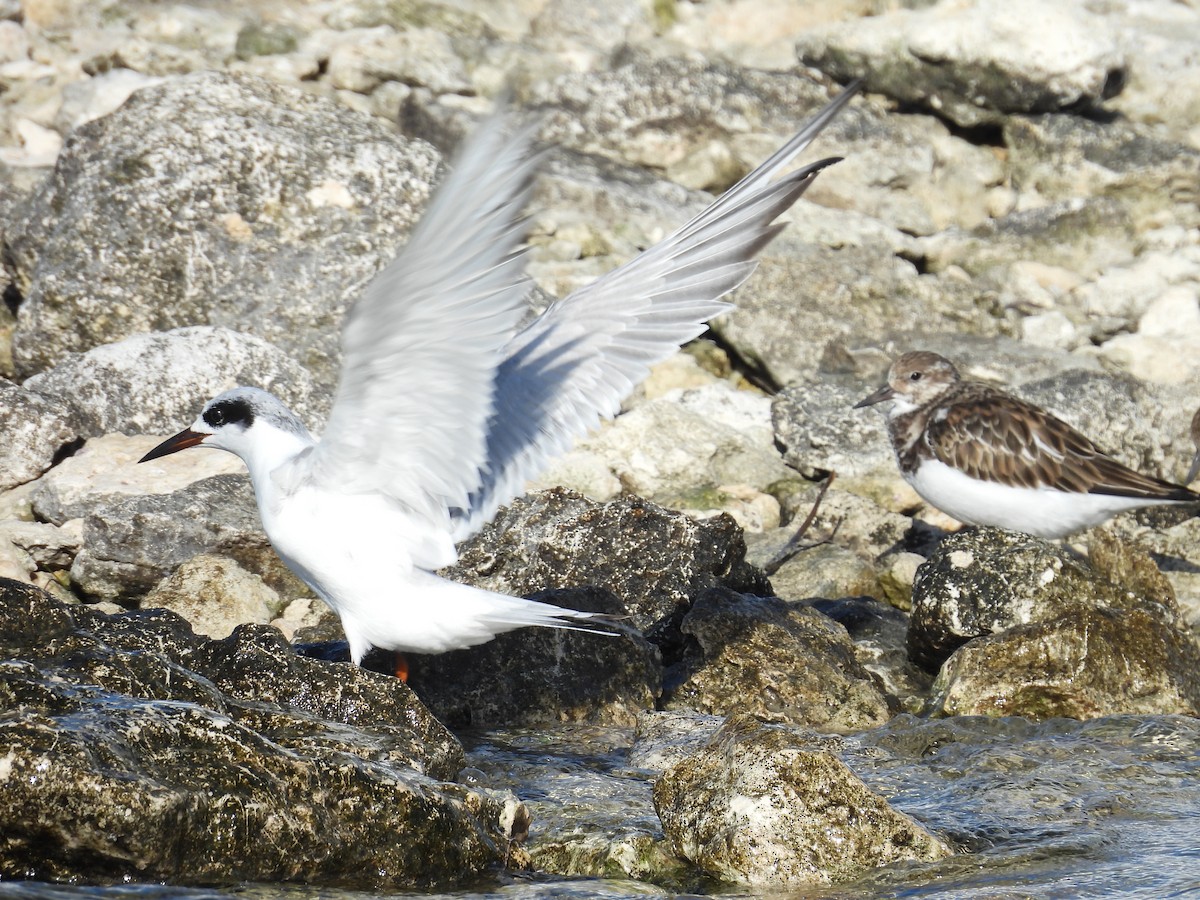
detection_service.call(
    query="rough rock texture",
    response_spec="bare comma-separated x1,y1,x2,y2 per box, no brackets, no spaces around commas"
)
6,72,440,386
796,0,1125,128
0,378,76,490
447,489,770,649
70,474,288,602
653,714,950,886
405,586,662,729
0,578,526,887
663,588,894,733
31,432,244,525
907,528,1176,672
25,327,330,438
928,602,1200,720
143,553,282,639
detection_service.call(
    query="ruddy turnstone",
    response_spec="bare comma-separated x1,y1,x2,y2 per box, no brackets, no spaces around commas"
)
855,351,1200,538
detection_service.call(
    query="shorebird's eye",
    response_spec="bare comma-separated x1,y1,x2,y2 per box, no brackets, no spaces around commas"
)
910,371,923,382
207,408,226,427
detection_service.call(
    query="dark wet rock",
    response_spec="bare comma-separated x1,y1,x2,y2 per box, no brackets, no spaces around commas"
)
0,578,527,886
924,530,1200,719
907,527,1179,672
5,71,440,386
447,488,769,651
25,327,330,439
653,714,951,886
70,474,291,602
929,602,1200,720
811,596,933,714
406,586,662,729
662,587,895,733
797,0,1123,128
0,378,76,490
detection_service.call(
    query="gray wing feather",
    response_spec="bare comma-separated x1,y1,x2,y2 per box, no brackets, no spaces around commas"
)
304,110,543,520
451,80,861,539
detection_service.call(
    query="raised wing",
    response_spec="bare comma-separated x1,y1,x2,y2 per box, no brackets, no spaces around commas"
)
451,80,862,540
928,387,1198,501
302,110,543,522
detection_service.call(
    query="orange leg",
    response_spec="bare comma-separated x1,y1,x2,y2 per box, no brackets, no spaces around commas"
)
394,653,409,682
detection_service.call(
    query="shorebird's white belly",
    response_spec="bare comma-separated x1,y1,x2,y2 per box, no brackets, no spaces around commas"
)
906,458,1172,539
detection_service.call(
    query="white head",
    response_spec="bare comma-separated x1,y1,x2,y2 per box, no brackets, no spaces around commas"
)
853,351,961,417
140,386,315,473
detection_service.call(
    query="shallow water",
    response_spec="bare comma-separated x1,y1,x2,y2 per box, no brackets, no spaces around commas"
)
3,714,1198,899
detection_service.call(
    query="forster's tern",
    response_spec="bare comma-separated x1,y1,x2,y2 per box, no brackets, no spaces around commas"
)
141,82,861,666
856,350,1200,538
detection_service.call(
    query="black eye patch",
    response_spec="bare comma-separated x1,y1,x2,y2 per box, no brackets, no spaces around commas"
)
203,398,255,430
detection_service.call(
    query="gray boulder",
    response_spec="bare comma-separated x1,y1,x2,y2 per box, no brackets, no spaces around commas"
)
0,378,76,490
447,488,770,645
0,578,526,886
663,587,895,733
797,0,1124,128
70,474,286,602
908,528,1148,671
25,326,330,438
653,714,951,886
5,71,440,387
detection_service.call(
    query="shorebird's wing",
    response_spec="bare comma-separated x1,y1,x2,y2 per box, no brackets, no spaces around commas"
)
929,391,1198,501
303,109,542,522
451,80,861,540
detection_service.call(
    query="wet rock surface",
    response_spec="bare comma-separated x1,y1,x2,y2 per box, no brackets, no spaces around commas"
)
0,578,524,887
652,714,951,886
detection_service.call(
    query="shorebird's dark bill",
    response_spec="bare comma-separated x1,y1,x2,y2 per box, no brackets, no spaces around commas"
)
853,385,895,409
139,429,207,462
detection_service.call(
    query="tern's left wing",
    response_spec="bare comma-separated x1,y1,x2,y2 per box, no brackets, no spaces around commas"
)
450,80,861,540
301,110,542,522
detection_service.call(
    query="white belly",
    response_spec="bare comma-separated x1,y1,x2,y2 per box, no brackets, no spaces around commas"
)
907,458,1173,539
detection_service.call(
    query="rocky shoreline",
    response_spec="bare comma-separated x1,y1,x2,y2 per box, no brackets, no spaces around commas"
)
1,0,1199,892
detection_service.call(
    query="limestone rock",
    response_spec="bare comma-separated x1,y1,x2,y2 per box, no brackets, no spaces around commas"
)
447,488,769,647
143,553,282,639
929,603,1200,719
663,588,894,733
0,578,524,886
0,379,75,491
908,528,1131,671
6,71,440,387
653,715,950,885
70,474,284,602
797,0,1124,128
25,327,329,439
31,433,244,526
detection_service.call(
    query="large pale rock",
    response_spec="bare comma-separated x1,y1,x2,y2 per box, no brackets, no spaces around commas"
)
25,326,329,438
797,0,1124,128
663,588,894,733
6,72,440,386
0,579,525,886
31,433,243,526
653,715,950,886
326,26,470,94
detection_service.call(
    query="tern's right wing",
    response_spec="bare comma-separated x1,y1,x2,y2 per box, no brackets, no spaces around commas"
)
451,80,861,540
301,109,542,523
